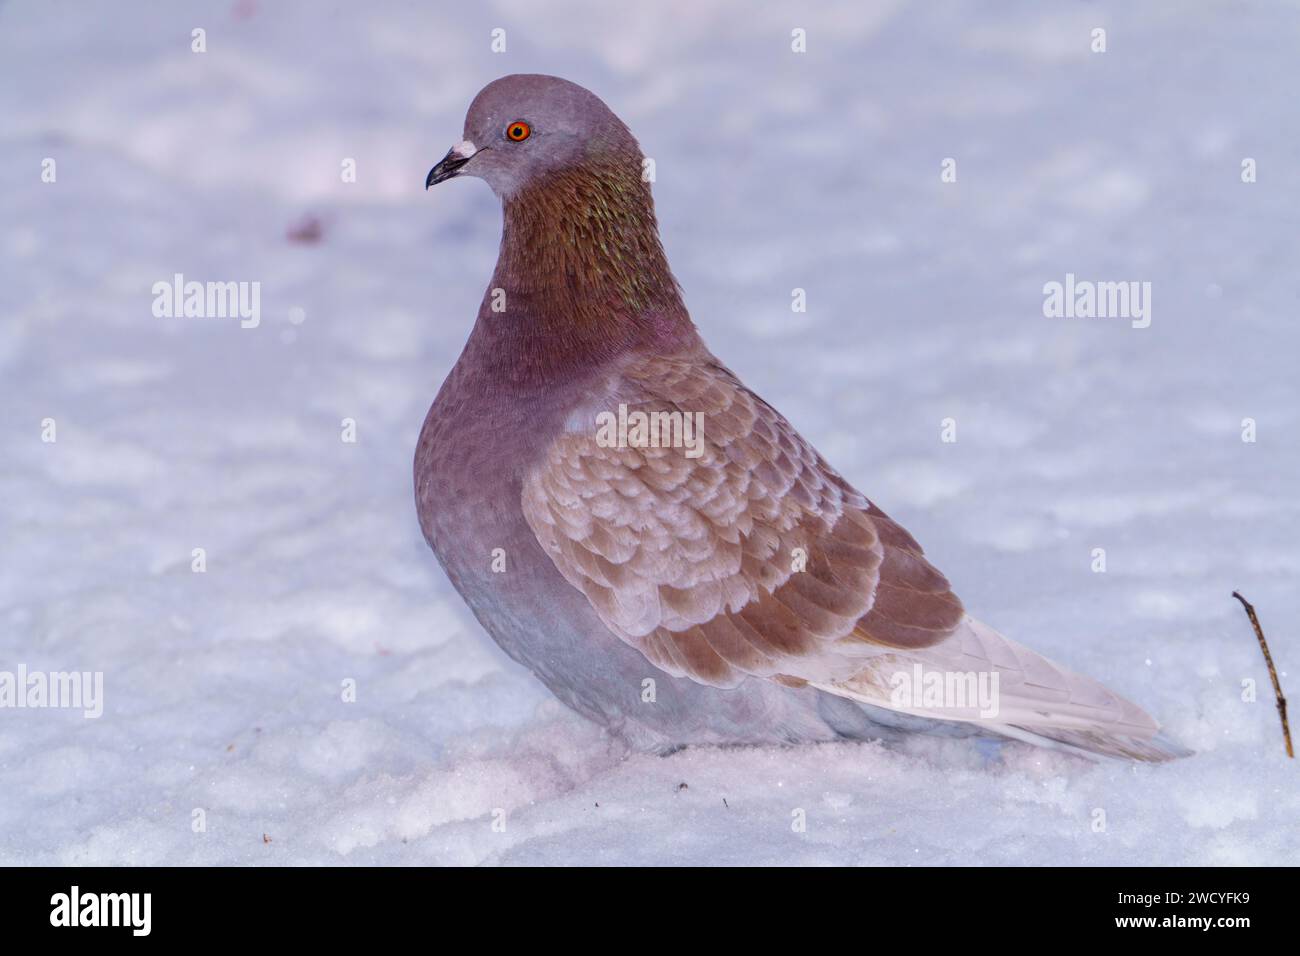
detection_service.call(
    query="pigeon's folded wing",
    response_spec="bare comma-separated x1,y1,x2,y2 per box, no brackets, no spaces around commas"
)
520,354,964,689
520,354,1183,761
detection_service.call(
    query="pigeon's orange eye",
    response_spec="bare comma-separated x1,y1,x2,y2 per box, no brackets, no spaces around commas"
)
506,121,531,142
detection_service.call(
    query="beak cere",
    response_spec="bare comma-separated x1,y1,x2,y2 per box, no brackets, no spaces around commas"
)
425,141,479,189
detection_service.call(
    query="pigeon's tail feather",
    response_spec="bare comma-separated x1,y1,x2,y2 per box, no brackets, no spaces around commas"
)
990,724,1193,763
813,614,1190,763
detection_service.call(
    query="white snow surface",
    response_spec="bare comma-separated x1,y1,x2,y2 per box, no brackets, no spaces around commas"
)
2,0,1298,865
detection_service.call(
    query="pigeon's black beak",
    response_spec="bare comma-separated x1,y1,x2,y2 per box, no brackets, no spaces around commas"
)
425,147,473,189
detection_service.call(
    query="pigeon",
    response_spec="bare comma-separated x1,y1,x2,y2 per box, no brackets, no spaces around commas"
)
416,74,1186,762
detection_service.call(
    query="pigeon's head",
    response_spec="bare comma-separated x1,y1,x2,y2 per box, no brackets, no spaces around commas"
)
425,74,642,198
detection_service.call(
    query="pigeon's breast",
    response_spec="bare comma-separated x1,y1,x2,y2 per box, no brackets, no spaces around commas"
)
412,351,618,624
416,364,546,557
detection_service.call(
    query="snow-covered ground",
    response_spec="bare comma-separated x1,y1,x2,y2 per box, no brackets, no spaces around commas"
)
2,0,1297,865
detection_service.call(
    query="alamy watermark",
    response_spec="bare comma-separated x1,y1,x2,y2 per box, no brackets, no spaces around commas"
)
889,664,1000,719
50,886,150,936
0,665,103,718
595,403,704,459
1042,272,1151,329
152,272,261,328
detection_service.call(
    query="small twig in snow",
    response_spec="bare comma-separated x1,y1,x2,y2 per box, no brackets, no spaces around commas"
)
1232,591,1293,758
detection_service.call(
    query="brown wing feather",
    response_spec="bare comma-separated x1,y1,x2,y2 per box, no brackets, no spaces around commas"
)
521,354,964,689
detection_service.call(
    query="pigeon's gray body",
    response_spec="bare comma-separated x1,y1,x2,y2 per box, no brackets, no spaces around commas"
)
415,74,1185,762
